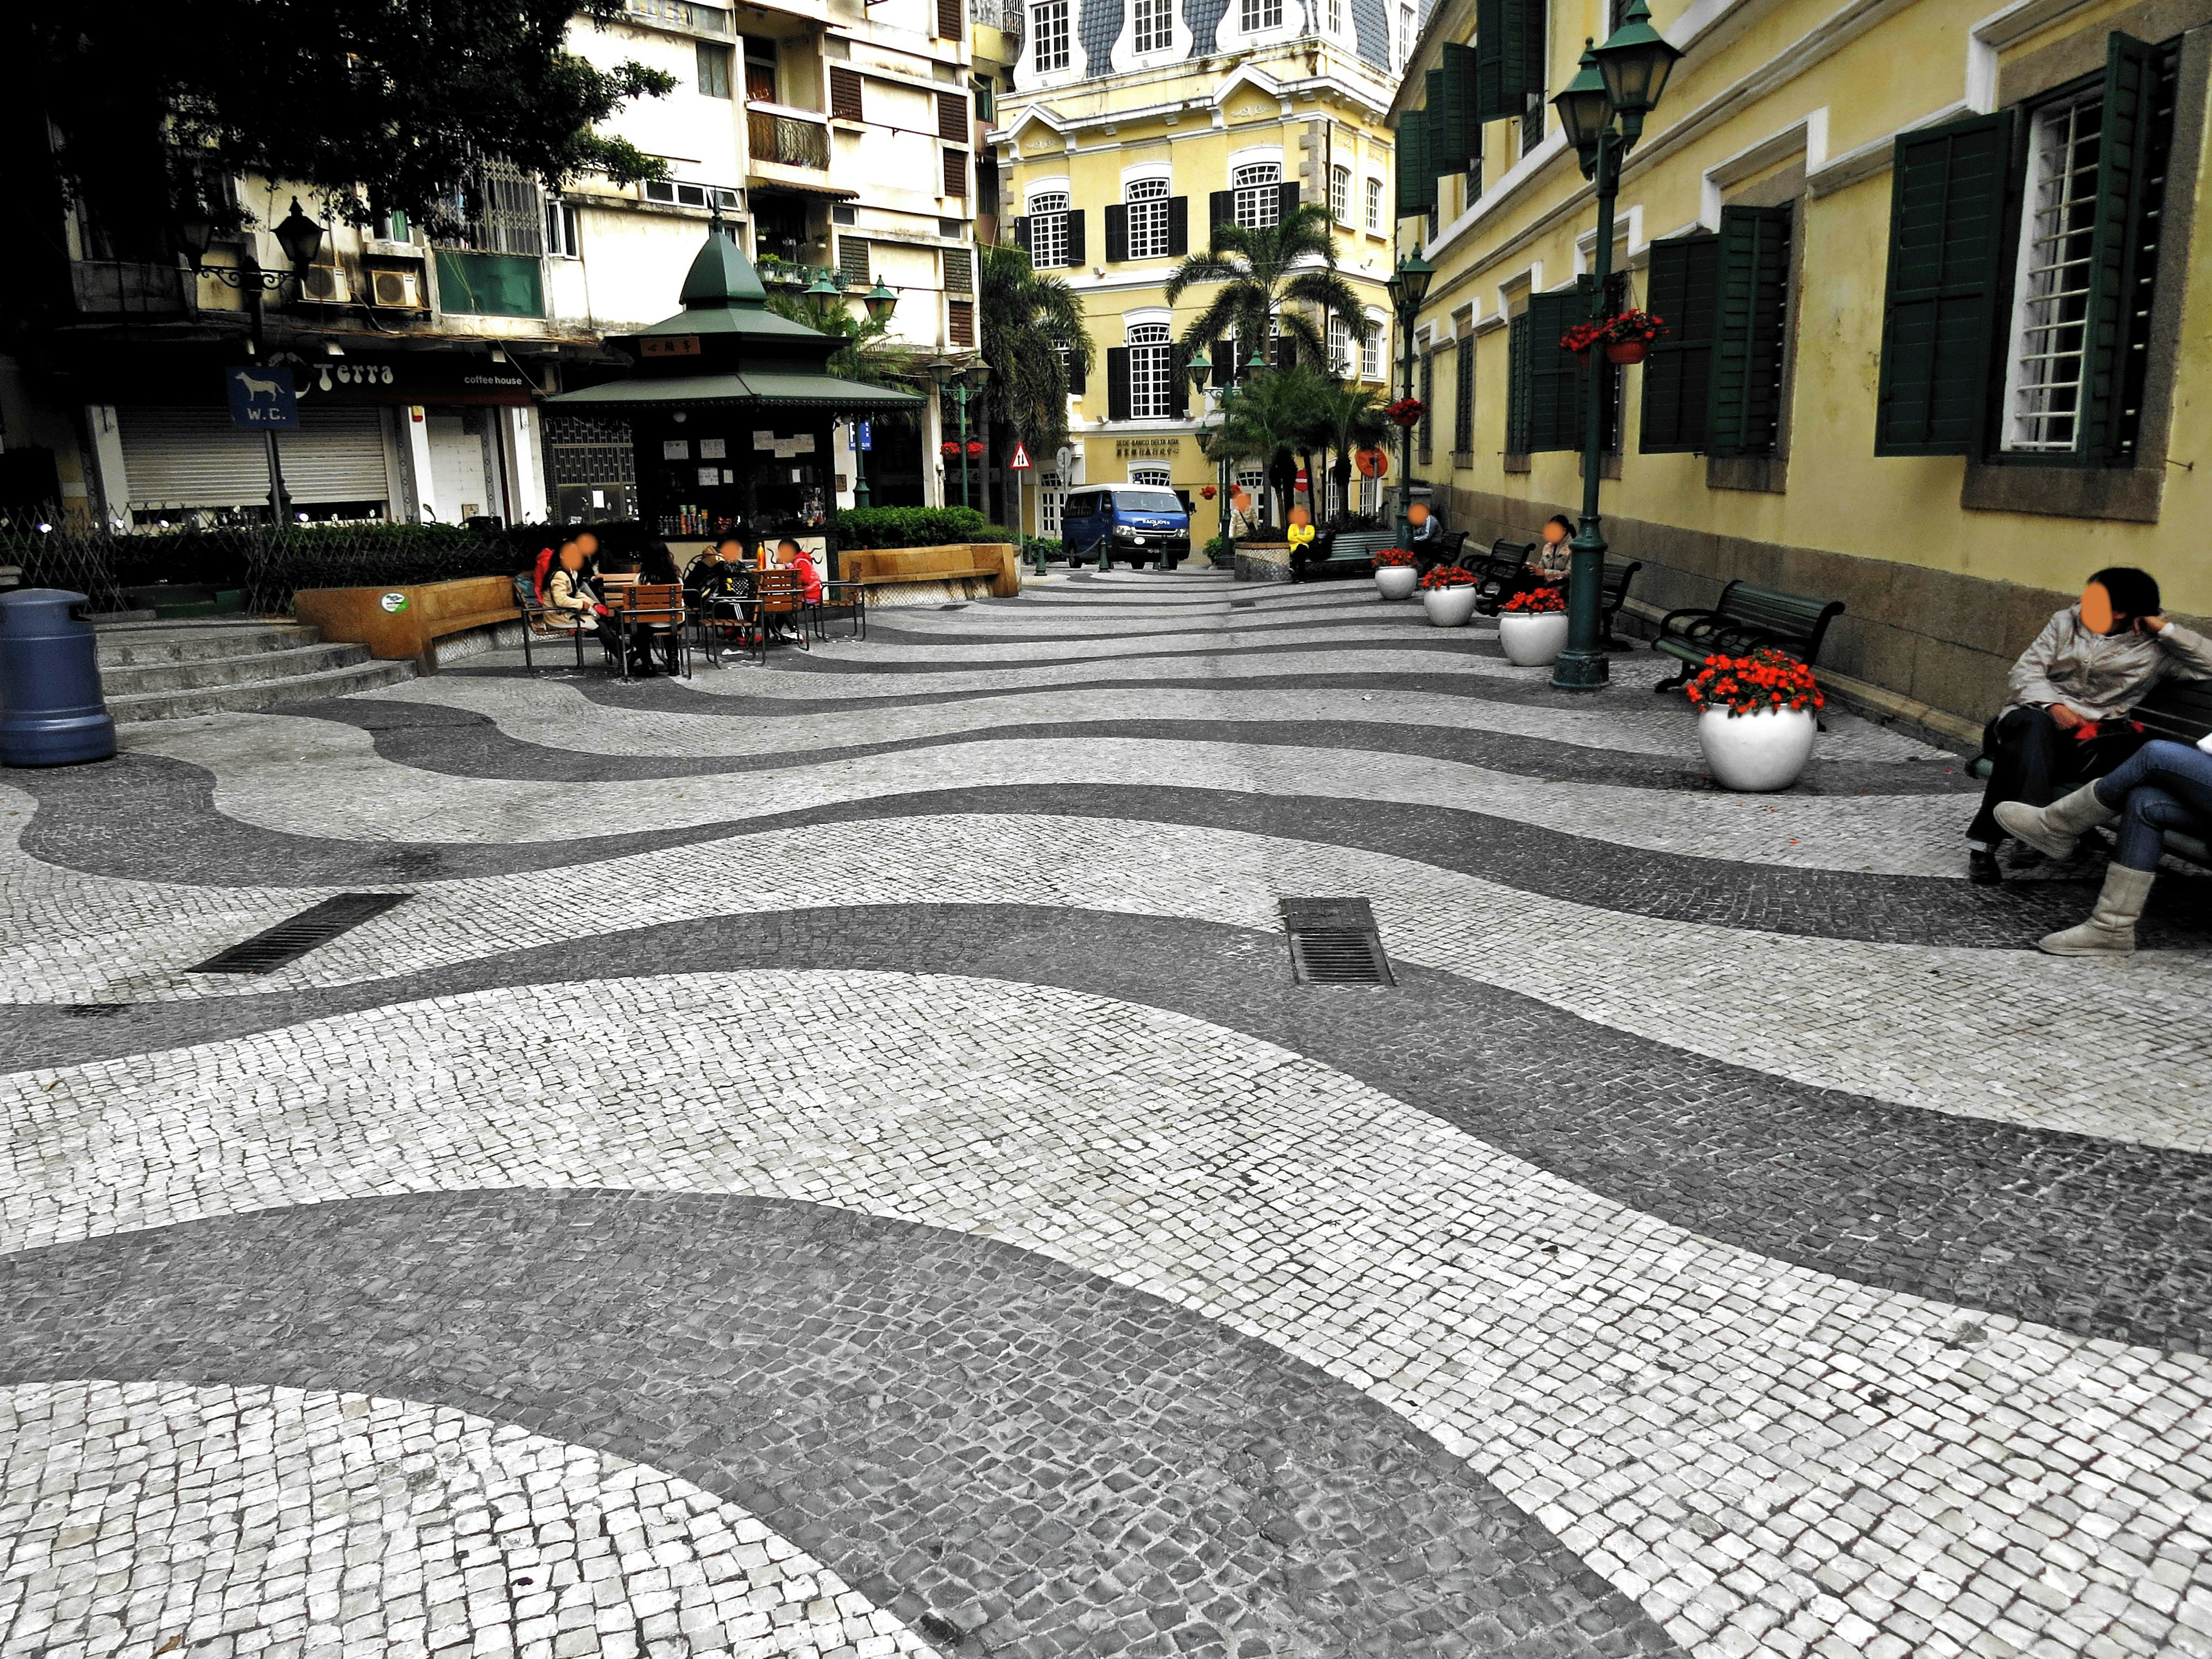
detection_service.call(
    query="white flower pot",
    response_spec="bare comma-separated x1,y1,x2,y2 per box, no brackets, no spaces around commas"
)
1423,585,1479,627
1496,610,1569,666
1374,566,1418,600
1697,704,1818,792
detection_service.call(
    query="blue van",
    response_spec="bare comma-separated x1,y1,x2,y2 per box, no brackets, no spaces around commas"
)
1061,486,1191,568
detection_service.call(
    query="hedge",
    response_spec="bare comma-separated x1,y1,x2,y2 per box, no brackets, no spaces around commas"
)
832,506,1017,548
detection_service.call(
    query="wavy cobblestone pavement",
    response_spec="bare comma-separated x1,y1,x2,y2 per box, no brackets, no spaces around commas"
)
5,568,2211,1659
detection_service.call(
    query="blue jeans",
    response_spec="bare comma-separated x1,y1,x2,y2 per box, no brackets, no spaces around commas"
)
2091,740,2212,870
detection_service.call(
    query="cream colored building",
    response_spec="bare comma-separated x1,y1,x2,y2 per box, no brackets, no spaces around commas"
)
989,0,1418,542
1391,0,2211,734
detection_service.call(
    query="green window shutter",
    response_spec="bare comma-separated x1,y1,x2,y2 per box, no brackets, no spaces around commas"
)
1435,44,1481,175
1454,337,1475,452
1475,0,1545,122
1395,108,1433,217
1508,312,1533,452
1874,111,2013,455
2080,32,2160,462
1523,289,1583,452
1639,231,1718,453
1707,204,1792,457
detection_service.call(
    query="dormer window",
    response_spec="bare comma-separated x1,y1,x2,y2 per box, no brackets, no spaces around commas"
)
1033,0,1071,69
1132,0,1172,52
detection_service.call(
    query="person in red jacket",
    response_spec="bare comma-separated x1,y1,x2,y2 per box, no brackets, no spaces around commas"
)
770,537,821,641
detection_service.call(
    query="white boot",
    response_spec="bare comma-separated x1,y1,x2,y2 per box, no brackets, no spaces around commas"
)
1995,783,2118,861
2037,863,2156,956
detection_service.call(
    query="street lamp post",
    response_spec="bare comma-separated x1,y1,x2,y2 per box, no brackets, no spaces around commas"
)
1186,349,1218,564
176,197,325,524
850,278,898,510
944,360,990,509
1547,0,1682,692
1384,250,1433,543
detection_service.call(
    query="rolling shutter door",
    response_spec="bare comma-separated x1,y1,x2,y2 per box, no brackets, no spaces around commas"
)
119,407,391,509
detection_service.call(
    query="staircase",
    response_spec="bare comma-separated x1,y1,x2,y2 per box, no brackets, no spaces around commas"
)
97,619,417,724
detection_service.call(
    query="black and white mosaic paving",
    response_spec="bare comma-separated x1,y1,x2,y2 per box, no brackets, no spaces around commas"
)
5,567,2211,1659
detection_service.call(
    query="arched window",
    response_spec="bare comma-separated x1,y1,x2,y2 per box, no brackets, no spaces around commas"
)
1361,313,1383,380
1364,176,1382,232
1126,177,1171,260
1129,465,1173,488
1232,161,1281,230
1128,321,1173,418
1029,190,1070,268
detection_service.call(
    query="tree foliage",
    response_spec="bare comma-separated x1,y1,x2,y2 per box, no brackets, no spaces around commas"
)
1164,203,1372,372
978,242,1093,457
20,0,675,247
763,291,931,412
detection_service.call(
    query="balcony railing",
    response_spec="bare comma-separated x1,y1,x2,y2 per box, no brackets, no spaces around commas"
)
756,257,827,287
626,0,732,33
73,261,190,317
747,107,831,171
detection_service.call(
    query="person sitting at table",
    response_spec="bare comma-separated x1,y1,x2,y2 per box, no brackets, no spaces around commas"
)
685,534,755,664
767,538,822,641
543,539,613,648
623,540,684,675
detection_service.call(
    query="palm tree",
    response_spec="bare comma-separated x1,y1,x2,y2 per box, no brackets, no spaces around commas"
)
764,291,927,391
979,242,1094,525
1311,381,1389,521
1198,366,1331,531
1164,202,1372,372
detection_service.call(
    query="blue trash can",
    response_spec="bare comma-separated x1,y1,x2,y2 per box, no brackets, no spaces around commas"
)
0,588,118,766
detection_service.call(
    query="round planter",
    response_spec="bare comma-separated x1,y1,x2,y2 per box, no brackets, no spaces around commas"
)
1422,585,1479,627
1497,609,1569,665
1374,565,1419,600
1697,705,1817,793
1605,340,1649,365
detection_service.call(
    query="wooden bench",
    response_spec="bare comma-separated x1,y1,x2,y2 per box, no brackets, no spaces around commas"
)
291,574,521,669
1470,539,1535,614
840,542,1019,598
1653,579,1844,693
1293,529,1395,582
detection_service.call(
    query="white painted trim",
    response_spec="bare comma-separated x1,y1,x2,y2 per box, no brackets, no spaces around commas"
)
1120,159,1175,189
1573,207,1645,274
1806,100,1972,195
1121,305,1175,328
1698,108,1830,228
1024,176,1073,209
1227,142,1287,171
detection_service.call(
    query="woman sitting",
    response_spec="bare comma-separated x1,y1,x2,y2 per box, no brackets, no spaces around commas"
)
685,534,756,665
1997,736,2212,955
1967,567,2212,884
1485,516,1574,612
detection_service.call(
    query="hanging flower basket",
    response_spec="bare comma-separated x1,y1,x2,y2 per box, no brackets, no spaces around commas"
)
966,440,986,456
1384,396,1425,428
1561,309,1669,361
1200,485,1218,499
939,441,960,456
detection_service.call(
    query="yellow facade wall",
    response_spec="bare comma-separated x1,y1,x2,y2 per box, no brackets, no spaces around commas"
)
1397,0,2212,721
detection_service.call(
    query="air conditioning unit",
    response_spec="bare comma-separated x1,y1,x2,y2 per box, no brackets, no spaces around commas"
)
300,263,352,303
368,267,426,309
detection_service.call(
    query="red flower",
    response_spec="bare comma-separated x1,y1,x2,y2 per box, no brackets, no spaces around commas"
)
1419,565,1480,590
1200,485,1218,499
967,440,986,456
1684,647,1822,718
940,441,959,456
1383,397,1425,428
1499,586,1566,613
1370,548,1418,568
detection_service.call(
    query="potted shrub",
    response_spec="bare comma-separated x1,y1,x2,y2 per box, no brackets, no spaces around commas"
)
1685,648,1824,791
1561,309,1669,366
1496,584,1569,665
1419,564,1480,626
1372,547,1419,600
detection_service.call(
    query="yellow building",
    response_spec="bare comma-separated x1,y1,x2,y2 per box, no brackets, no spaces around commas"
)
1392,0,2211,735
988,1,1416,543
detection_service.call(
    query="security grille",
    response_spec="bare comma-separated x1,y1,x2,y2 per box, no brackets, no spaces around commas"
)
2002,91,2102,453
464,162,546,256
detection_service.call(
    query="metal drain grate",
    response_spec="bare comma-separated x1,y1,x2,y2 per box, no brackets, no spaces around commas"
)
1280,897,1393,986
1230,598,1257,609
191,894,411,975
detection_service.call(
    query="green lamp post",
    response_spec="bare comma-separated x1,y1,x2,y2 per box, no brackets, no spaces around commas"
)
1384,248,1434,541
1547,0,1683,691
847,278,897,509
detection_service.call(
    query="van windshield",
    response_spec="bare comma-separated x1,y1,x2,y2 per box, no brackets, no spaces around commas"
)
1113,490,1184,513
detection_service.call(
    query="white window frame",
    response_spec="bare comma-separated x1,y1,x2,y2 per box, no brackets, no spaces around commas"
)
1039,472,1065,536
1126,176,1171,260
1399,3,1414,63
1128,465,1173,488
1127,321,1173,419
1330,165,1351,224
1326,315,1350,376
1364,176,1383,232
1232,161,1281,230
1033,0,1071,71
546,202,582,259
1361,312,1384,380
1999,88,2102,454
1240,0,1283,31
1325,0,1342,29
1029,189,1071,268
1131,0,1173,52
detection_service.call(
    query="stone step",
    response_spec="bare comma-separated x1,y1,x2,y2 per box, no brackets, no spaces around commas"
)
110,658,417,724
96,622,319,667
101,640,378,696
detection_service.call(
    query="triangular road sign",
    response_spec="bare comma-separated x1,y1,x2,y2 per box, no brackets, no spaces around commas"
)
1010,441,1033,470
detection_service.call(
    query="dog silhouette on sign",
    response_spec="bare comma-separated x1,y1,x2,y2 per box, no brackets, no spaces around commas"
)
233,371,283,402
